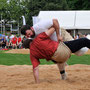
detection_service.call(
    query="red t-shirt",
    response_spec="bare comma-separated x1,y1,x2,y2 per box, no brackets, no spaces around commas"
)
18,37,21,43
12,37,17,44
30,32,59,69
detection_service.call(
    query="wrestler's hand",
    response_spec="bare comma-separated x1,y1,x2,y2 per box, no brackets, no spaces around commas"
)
57,35,63,42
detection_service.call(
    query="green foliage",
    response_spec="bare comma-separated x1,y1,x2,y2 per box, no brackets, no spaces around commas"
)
0,0,8,19
66,0,90,10
0,0,90,26
25,0,69,24
0,0,26,25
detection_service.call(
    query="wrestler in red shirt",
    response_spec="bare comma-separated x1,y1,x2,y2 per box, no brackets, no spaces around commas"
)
30,32,58,69
27,27,90,83
30,27,61,83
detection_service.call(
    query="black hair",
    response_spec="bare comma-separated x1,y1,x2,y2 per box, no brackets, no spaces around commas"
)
22,39,32,48
20,25,31,35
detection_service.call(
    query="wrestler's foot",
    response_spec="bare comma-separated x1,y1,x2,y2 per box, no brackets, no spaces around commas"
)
61,72,67,80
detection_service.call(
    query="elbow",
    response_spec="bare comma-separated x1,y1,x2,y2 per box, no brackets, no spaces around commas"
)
53,19,59,27
53,19,58,23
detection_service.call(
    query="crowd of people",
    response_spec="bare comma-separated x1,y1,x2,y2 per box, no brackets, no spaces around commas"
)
0,32,89,50
0,34,26,50
74,33,89,39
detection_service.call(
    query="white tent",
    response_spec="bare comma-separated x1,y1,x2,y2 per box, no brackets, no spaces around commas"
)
38,11,76,29
37,11,90,55
38,11,90,30
75,11,90,29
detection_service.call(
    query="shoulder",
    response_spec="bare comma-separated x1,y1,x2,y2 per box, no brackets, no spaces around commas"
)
30,32,49,47
35,32,49,40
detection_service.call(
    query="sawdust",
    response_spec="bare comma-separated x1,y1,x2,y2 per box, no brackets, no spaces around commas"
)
5,49,30,54
5,49,90,55
0,64,90,90
1,48,90,90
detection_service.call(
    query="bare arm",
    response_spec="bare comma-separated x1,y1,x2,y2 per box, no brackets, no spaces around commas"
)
33,66,39,83
53,19,60,35
45,27,55,36
53,19,63,42
45,27,63,41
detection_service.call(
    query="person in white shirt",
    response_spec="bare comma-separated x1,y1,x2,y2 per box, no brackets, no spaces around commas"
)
21,19,63,41
20,19,89,80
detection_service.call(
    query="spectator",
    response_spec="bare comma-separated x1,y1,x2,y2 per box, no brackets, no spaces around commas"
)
0,37,3,49
22,36,27,48
74,34,79,39
2,37,6,49
17,36,22,49
6,36,10,49
9,38,13,49
9,33,14,39
12,35,17,49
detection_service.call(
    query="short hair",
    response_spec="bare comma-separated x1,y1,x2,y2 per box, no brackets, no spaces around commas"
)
20,25,30,35
22,39,32,48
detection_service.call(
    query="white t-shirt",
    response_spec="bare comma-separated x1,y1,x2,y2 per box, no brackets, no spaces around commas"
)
33,19,60,41
33,20,88,56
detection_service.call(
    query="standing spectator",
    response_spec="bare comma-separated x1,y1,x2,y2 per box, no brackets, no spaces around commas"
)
74,34,79,39
9,33,14,39
78,33,84,38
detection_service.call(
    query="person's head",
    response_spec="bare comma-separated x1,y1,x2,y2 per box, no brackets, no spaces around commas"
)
22,39,32,48
20,25,35,38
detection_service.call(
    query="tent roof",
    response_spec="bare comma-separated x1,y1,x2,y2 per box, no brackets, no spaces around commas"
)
38,11,90,29
75,11,90,29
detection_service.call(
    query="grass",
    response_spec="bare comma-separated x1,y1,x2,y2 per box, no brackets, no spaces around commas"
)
67,55,90,65
0,51,90,65
0,53,30,65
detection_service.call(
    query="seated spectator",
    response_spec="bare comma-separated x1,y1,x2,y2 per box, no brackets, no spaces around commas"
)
9,38,12,49
0,37,3,49
17,36,22,49
12,35,17,49
22,36,27,48
6,36,10,49
2,37,6,49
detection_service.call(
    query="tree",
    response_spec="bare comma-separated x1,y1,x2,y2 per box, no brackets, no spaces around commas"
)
0,0,8,20
25,0,69,25
66,0,90,10
82,0,90,10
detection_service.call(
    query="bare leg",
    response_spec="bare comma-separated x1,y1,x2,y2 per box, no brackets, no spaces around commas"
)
57,62,67,80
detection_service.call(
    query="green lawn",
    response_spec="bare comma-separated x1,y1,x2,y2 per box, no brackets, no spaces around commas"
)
67,55,90,65
0,51,90,65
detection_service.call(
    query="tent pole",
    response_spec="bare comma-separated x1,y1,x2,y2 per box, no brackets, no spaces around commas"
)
74,29,75,37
